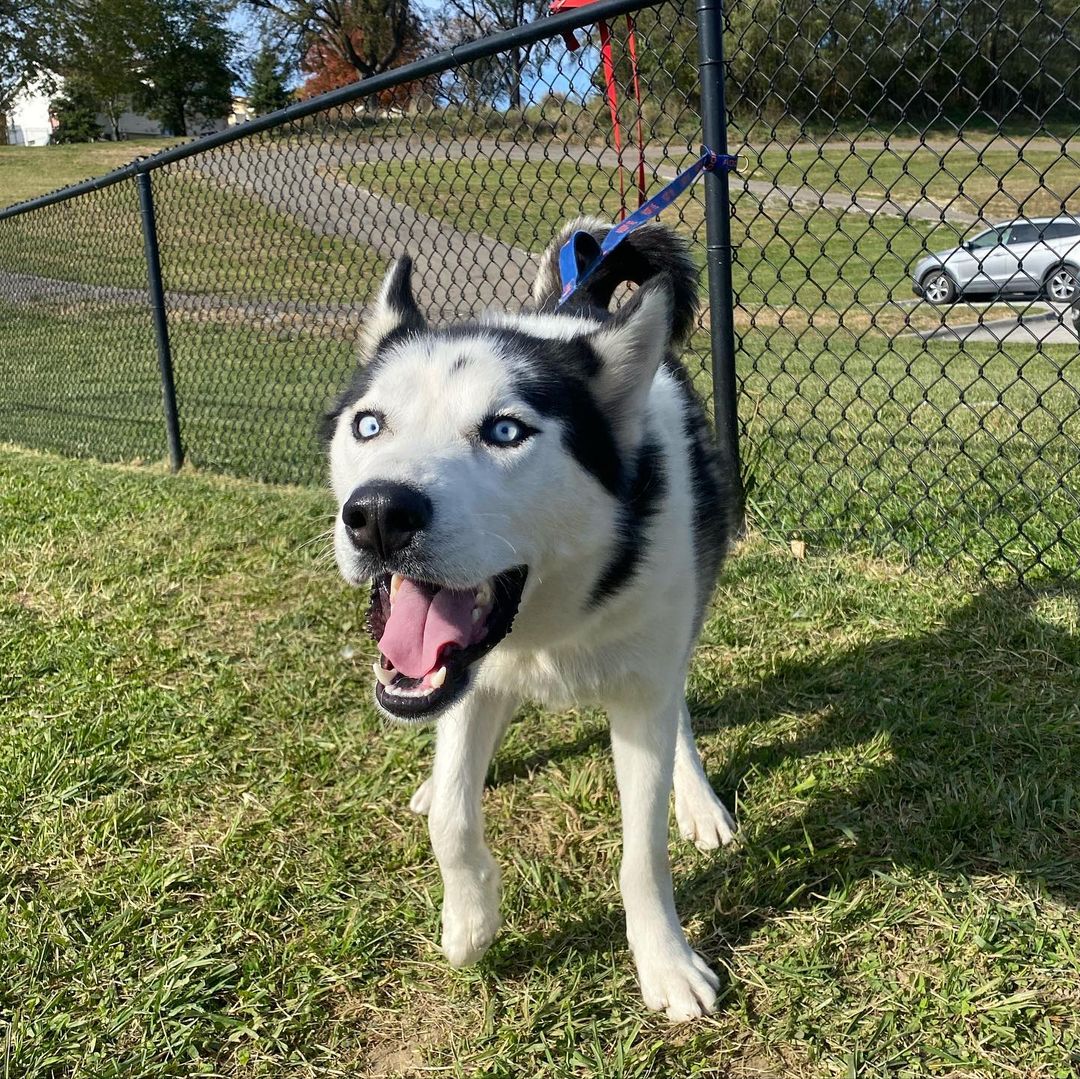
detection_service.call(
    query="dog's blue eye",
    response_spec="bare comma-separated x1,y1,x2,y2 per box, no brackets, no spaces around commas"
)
482,415,533,448
354,412,382,440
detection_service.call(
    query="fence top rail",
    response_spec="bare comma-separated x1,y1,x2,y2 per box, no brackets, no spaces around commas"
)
0,0,658,223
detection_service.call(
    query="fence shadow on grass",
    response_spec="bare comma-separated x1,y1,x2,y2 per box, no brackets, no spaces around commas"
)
488,580,1080,979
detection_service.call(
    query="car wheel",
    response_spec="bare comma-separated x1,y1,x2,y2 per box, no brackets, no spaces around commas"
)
1046,265,1078,303
922,270,956,305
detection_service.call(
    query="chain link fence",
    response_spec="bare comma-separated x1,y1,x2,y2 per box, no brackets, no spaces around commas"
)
723,0,1080,579
2,0,1080,580
0,0,712,487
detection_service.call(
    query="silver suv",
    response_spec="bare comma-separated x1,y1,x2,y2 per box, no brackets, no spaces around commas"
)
912,216,1080,304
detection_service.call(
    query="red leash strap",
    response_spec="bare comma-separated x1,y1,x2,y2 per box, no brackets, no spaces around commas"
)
597,18,626,217
550,0,648,217
625,14,647,206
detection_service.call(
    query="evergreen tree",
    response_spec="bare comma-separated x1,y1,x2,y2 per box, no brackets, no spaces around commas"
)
50,77,102,142
248,44,291,116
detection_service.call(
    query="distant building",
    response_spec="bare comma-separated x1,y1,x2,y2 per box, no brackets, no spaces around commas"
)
6,82,53,145
4,80,228,145
229,97,254,126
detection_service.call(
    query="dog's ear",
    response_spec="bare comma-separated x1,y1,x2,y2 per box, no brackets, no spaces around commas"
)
586,275,674,449
360,257,425,357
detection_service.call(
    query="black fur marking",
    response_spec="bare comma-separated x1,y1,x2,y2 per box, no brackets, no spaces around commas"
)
449,356,468,374
588,438,667,607
320,260,427,446
510,336,622,497
663,356,733,627
383,257,425,331
431,323,621,495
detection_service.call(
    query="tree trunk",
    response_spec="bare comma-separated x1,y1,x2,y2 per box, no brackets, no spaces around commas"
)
508,47,523,109
169,95,188,137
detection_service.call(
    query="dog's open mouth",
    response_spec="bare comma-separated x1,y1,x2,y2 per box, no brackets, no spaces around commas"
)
366,566,528,720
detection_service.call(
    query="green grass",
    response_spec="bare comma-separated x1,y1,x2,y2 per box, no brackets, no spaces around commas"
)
734,329,1080,578
0,168,381,303
748,142,1080,221
347,157,960,303
2,445,1080,1076
0,139,184,209
0,300,357,484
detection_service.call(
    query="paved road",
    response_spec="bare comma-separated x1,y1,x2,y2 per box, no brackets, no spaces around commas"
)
190,140,538,315
323,134,985,226
919,303,1078,345
181,134,983,326
2,133,1011,328
0,268,367,333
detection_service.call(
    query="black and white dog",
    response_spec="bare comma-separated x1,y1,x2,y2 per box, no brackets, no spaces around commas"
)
324,219,738,1020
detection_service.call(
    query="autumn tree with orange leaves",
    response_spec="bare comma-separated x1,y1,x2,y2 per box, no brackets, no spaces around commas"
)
297,20,427,105
242,0,426,88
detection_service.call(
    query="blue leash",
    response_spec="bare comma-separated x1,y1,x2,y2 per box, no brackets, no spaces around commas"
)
557,146,737,306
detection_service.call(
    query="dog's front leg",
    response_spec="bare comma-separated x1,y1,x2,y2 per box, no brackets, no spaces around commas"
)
427,688,515,968
609,691,720,1021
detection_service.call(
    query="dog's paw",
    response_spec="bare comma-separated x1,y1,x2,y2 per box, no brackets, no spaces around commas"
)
675,781,737,851
409,777,433,815
440,863,501,967
634,942,719,1022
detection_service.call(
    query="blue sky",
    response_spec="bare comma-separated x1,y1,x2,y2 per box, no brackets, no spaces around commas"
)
226,2,601,103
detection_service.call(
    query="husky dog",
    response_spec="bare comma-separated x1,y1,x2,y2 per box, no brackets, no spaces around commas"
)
324,218,738,1020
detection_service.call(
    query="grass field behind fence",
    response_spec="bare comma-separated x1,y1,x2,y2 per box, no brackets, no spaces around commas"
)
3,138,1080,576
2,446,1079,1076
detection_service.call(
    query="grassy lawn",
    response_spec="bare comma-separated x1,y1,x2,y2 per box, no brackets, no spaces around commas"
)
346,156,962,304
748,142,1080,221
734,329,1080,579
3,278,1078,578
2,445,1079,1076
0,301,357,485
0,139,184,210
0,167,381,303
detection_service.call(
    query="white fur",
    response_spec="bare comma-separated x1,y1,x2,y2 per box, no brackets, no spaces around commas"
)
328,265,736,1021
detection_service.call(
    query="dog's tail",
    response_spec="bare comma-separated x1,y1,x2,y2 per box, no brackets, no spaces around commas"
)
531,216,700,343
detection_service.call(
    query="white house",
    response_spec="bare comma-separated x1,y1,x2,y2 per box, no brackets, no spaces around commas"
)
6,83,53,145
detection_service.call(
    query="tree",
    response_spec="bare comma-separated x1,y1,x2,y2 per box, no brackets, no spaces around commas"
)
62,0,140,140
248,42,292,115
430,14,504,110
128,0,236,136
0,0,70,144
243,0,424,83
436,0,543,109
50,76,101,142
298,23,428,105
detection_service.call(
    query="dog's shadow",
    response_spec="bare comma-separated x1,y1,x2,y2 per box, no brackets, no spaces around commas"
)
488,579,1080,976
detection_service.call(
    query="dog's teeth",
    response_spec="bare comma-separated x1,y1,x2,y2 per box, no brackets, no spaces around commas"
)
471,607,482,623
390,573,403,602
430,666,447,689
476,581,492,606
372,662,396,687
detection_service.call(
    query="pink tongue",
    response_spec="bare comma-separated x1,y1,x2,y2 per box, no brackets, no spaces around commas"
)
378,580,476,679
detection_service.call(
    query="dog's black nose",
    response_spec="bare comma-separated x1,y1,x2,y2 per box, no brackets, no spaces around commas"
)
342,483,432,559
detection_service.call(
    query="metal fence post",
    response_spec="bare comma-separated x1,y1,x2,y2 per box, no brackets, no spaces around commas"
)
136,170,183,472
696,0,744,523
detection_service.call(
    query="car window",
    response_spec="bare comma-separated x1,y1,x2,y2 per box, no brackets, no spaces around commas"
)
1044,222,1080,240
1007,223,1040,244
968,228,1003,249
